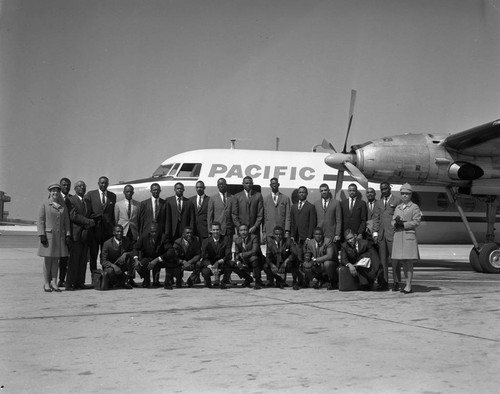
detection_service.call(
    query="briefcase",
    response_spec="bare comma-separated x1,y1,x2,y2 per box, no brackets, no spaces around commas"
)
92,269,110,291
337,266,359,291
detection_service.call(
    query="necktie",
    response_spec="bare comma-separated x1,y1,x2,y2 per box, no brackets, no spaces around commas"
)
298,201,303,210
384,197,387,207
273,194,277,205
369,202,373,212
82,198,87,215
350,199,354,211
154,199,158,220
118,241,122,255
223,194,226,205
102,192,106,206
198,196,202,211
127,200,131,218
177,197,182,213
323,199,327,210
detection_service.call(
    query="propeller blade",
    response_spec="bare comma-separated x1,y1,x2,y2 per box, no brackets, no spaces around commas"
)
344,161,368,190
334,170,344,199
342,89,357,153
321,139,336,152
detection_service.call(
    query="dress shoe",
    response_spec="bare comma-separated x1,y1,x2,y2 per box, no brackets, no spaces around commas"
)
128,279,138,288
265,280,275,287
292,283,300,291
326,283,334,291
152,281,162,287
278,282,285,289
220,281,227,289
377,283,389,291
58,280,65,288
400,288,413,294
194,276,202,284
186,278,194,288
392,282,400,292
44,286,52,292
254,282,262,290
313,281,322,289
176,282,183,289
142,280,151,288
204,280,212,288
241,280,252,288
123,282,133,289
51,285,62,293
65,285,75,291
164,283,173,290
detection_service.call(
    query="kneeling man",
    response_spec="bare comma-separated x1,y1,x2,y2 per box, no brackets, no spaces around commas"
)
173,227,202,287
266,226,300,290
133,223,168,287
234,223,265,289
303,227,338,290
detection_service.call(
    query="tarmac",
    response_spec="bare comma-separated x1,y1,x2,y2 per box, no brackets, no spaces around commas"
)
1,231,500,393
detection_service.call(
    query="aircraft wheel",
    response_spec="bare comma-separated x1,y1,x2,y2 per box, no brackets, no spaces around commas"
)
469,248,483,273
478,243,500,274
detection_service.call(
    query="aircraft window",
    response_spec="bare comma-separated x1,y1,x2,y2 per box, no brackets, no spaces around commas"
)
176,163,202,178
411,192,421,206
152,164,173,178
169,163,180,176
436,193,449,210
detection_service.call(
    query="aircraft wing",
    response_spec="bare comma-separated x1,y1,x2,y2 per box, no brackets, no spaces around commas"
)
444,119,500,156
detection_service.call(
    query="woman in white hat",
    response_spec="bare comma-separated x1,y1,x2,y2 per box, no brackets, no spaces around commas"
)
391,183,422,294
37,183,71,292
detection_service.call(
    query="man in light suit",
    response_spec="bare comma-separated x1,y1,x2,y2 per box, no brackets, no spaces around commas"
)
190,180,210,240
290,186,317,265
138,183,166,236
340,183,367,239
207,178,236,237
66,180,95,290
314,183,342,242
114,185,140,242
263,178,291,241
85,176,117,275
233,176,264,241
165,182,195,243
372,182,402,290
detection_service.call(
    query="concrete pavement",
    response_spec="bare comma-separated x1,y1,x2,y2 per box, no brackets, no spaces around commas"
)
1,234,500,393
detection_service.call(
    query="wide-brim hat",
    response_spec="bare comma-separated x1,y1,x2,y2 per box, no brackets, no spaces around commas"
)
400,183,413,193
48,183,62,191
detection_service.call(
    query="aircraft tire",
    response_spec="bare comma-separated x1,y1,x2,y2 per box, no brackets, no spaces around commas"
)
469,248,483,273
478,242,500,274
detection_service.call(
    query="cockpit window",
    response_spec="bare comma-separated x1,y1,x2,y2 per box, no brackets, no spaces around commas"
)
177,163,202,178
152,164,174,178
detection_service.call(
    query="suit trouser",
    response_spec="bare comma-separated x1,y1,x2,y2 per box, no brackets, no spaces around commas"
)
135,257,153,283
103,253,135,285
302,260,339,284
67,241,89,287
183,261,203,281
89,236,105,274
58,256,68,283
158,262,183,285
378,237,393,283
201,261,252,285
236,255,263,283
265,260,301,284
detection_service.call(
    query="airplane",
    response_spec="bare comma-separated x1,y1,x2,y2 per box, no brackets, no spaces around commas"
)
320,91,500,274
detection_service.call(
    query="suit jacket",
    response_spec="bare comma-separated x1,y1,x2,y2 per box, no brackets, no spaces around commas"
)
366,199,377,235
314,198,342,239
305,237,335,263
84,189,117,242
114,199,140,239
266,237,297,266
290,201,317,243
133,231,168,259
340,238,377,266
100,236,133,269
201,235,232,265
233,190,264,233
173,235,201,263
372,195,402,241
207,192,236,236
165,196,195,241
68,195,94,243
234,234,262,260
263,192,291,234
341,198,367,236
190,195,210,239
138,197,166,236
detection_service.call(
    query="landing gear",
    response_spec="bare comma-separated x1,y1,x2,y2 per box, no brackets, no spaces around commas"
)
446,186,499,273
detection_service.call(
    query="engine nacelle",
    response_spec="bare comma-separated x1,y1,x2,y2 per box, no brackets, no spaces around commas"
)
448,162,484,181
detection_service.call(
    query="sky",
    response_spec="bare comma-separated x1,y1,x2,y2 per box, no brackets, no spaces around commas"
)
1,0,499,220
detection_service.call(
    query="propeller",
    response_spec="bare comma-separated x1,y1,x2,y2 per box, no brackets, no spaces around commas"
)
323,89,369,197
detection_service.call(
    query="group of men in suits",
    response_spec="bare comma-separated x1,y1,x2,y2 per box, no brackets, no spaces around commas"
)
57,173,401,291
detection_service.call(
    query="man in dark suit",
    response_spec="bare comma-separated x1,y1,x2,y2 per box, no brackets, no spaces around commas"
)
201,222,249,289
85,176,117,275
233,176,264,241
341,183,367,239
207,178,236,237
190,180,210,240
58,177,72,287
365,187,377,239
133,223,169,287
100,224,137,289
290,186,317,263
314,183,342,242
142,232,181,290
303,227,338,290
165,182,195,243
234,223,265,289
173,227,202,287
265,226,300,290
340,228,381,290
138,183,166,236
66,180,95,290
372,182,402,290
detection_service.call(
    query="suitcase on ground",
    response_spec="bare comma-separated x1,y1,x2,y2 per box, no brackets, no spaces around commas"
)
337,266,359,291
92,269,110,290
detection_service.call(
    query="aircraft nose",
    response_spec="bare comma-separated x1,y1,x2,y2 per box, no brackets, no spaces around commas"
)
324,152,353,169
